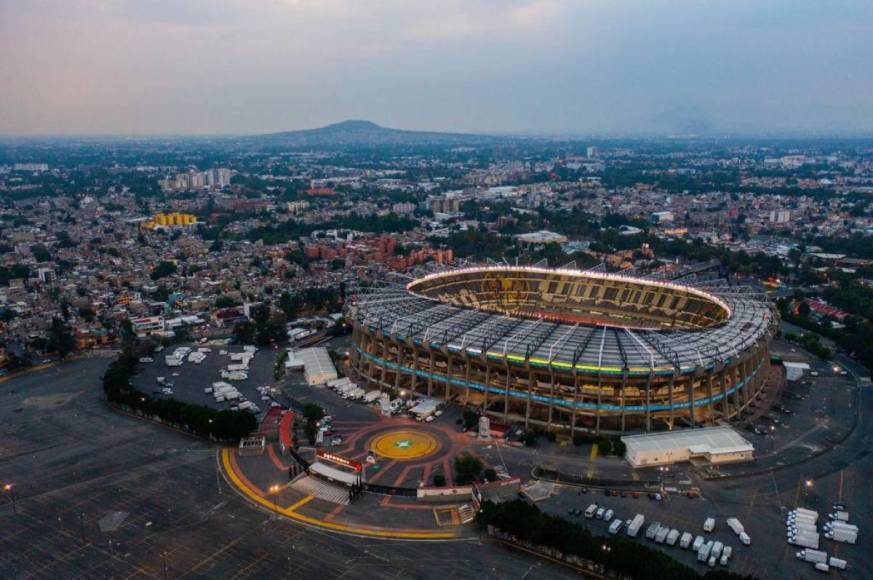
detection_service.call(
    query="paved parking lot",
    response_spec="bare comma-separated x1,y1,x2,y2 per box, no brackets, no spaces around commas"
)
0,357,576,579
130,343,280,415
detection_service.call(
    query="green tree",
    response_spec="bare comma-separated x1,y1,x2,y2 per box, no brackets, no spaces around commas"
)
453,453,483,485
31,244,51,262
46,316,76,357
215,295,236,308
302,403,325,422
150,261,177,280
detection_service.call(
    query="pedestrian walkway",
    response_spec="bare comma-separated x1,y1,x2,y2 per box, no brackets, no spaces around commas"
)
291,475,350,505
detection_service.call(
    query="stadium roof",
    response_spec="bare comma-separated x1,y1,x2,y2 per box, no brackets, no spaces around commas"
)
348,265,776,376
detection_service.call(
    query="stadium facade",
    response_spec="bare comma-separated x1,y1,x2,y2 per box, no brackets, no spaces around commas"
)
347,265,778,433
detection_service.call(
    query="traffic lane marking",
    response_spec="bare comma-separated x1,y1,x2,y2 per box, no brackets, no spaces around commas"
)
288,494,315,512
220,449,459,540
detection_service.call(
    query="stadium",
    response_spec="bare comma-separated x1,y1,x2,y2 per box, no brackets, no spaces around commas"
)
347,265,778,433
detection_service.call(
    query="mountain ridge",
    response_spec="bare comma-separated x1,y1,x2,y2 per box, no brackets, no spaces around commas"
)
250,119,512,147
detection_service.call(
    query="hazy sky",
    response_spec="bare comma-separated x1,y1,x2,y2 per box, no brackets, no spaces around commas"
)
1,0,871,136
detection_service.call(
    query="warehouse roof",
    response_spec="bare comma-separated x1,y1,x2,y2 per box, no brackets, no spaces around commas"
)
295,347,337,384
622,426,753,455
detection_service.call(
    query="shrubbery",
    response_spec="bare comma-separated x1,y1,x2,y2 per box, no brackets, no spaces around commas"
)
453,453,484,484
103,359,256,441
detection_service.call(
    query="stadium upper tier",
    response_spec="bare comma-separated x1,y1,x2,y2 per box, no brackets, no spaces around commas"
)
406,266,731,330
349,266,775,376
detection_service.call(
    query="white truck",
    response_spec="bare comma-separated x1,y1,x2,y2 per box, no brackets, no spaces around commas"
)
655,527,669,544
825,520,858,533
626,514,645,538
726,517,745,536
791,513,818,526
692,536,705,551
346,387,366,401
666,529,680,546
828,557,847,570
829,511,849,522
679,532,693,549
645,522,661,540
792,522,817,535
739,532,751,546
697,541,713,563
792,533,820,549
337,382,357,396
825,525,858,544
608,519,623,535
703,517,715,532
796,549,828,564
793,507,819,521
364,390,382,403
165,355,182,367
826,530,857,544
711,541,724,559
585,504,598,519
329,377,352,390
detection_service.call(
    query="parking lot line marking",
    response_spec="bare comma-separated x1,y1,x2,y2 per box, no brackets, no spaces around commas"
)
288,494,315,512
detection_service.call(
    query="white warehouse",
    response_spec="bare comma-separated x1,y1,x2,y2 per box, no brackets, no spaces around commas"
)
295,347,338,386
621,426,755,468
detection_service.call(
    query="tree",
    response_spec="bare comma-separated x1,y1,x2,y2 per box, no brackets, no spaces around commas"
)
46,316,75,357
279,291,299,319
302,404,325,422
215,295,236,308
453,453,483,485
31,244,51,262
233,321,255,344
432,473,446,487
150,261,177,280
798,301,811,318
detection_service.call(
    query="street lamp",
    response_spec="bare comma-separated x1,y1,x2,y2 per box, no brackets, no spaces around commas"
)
3,483,15,514
268,484,281,520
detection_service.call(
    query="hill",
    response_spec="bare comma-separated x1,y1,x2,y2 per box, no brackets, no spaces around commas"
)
249,120,509,148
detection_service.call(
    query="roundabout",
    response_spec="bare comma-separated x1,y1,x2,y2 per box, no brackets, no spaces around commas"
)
368,428,441,460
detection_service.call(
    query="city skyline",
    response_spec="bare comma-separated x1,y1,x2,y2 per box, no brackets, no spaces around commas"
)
1,0,872,137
